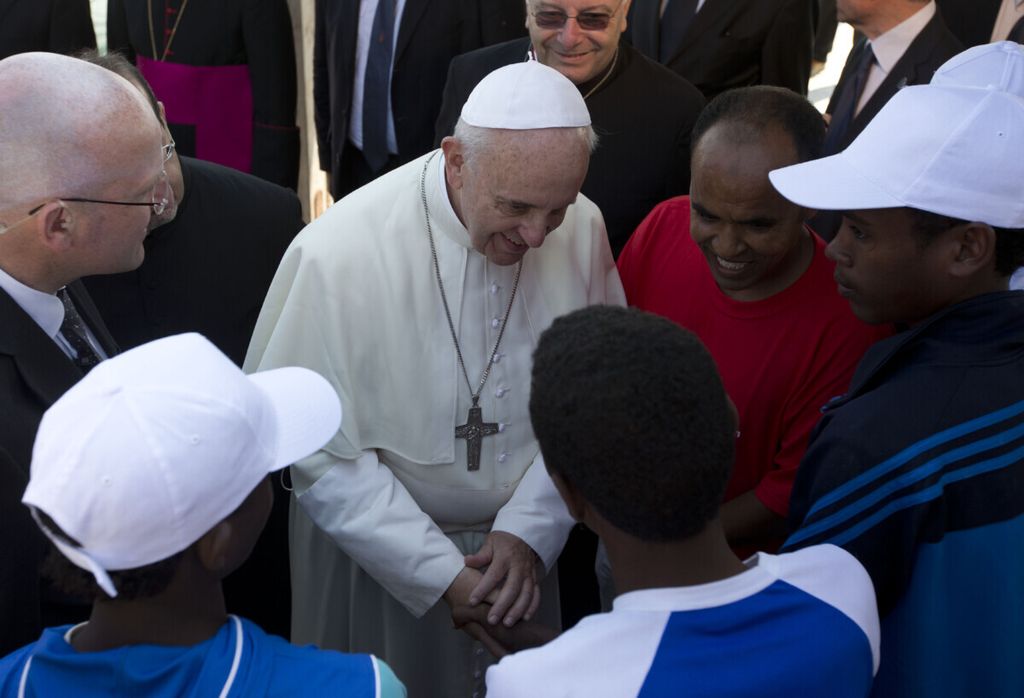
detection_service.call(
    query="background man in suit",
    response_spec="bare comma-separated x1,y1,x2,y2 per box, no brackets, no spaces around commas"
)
0,52,166,654
79,50,305,639
316,0,496,199
814,0,961,239
625,0,817,100
0,0,95,60
936,0,1024,47
435,0,706,257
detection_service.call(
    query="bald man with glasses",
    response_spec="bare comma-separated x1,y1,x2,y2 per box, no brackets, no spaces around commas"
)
0,51,166,655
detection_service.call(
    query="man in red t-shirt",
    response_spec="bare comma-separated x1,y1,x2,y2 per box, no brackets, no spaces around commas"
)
618,86,891,557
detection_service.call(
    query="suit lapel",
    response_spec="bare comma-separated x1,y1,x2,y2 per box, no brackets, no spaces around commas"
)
67,280,119,357
628,0,661,57
669,0,735,62
0,0,17,26
826,39,867,116
395,0,430,63
0,287,84,410
848,14,942,141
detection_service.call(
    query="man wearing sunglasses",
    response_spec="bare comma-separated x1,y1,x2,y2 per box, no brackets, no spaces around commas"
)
435,0,706,258
0,51,167,655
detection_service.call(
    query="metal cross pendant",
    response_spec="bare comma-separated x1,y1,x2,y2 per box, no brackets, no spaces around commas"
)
455,397,499,471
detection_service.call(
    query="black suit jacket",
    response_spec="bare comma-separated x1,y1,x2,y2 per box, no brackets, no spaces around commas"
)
935,0,1002,47
0,280,117,654
626,0,816,100
314,0,485,194
0,0,96,60
434,39,706,256
825,12,963,154
84,156,303,368
812,11,963,240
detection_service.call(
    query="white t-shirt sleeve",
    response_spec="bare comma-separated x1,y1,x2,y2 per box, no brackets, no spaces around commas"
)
769,544,881,674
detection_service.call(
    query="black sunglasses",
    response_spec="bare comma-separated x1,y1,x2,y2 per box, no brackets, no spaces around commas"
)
531,2,623,31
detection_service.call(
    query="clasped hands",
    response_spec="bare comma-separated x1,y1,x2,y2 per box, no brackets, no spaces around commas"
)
442,530,558,658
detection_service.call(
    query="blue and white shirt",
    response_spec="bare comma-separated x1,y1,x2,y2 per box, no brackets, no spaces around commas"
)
486,545,879,698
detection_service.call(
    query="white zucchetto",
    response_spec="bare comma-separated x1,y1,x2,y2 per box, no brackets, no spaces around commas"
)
460,61,591,130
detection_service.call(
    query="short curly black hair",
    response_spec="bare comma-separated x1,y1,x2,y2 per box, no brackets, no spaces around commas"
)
37,511,182,602
529,306,735,542
690,85,826,165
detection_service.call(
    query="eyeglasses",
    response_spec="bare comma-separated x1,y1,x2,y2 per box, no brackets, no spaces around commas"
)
162,137,176,164
27,169,172,218
531,1,624,30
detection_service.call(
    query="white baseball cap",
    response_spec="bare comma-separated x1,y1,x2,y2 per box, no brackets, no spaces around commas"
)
23,333,341,598
460,60,591,130
769,83,1024,228
932,41,1024,95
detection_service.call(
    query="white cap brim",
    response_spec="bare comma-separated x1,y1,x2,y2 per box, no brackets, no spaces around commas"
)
248,366,341,470
769,152,906,213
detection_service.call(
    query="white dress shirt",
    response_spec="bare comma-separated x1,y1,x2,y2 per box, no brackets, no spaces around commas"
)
856,1,936,116
348,0,408,155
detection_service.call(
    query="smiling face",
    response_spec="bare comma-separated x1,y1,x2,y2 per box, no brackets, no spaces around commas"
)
689,123,813,302
442,127,589,265
527,0,630,85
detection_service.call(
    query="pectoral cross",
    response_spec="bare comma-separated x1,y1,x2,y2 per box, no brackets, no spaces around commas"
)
455,397,499,471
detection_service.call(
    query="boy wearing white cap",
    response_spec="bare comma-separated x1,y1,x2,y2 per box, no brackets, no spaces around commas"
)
771,43,1024,697
246,61,624,697
0,334,405,697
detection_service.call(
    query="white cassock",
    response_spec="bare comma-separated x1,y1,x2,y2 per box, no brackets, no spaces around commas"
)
245,150,625,698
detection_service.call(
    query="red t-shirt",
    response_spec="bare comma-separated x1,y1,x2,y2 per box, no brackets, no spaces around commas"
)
618,196,890,518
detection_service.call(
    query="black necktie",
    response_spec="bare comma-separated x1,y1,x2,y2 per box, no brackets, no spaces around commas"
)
1008,15,1024,43
362,0,396,173
660,0,699,62
824,42,875,155
57,288,101,373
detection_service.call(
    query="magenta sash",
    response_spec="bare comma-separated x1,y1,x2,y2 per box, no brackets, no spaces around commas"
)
137,55,253,173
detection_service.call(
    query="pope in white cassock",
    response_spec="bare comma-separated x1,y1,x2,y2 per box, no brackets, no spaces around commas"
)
245,61,625,697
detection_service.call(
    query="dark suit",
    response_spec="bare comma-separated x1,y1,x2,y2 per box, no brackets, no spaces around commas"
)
83,157,303,368
806,8,958,241
813,11,963,240
935,0,1002,47
0,0,96,60
315,0,486,198
626,0,817,100
434,39,706,256
0,281,116,654
825,13,963,154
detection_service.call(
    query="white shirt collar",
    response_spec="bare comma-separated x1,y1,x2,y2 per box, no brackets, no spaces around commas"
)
612,553,778,612
868,1,936,73
0,266,64,339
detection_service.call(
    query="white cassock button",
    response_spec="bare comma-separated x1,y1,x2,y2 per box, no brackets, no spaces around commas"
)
490,318,500,329
498,452,508,463
495,387,507,398
498,422,506,433
491,352,502,364
490,283,499,295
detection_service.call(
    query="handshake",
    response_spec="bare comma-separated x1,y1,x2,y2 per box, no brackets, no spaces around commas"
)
442,530,560,658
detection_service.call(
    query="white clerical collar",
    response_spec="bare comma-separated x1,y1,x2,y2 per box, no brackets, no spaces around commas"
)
435,151,475,250
868,1,936,73
0,265,64,339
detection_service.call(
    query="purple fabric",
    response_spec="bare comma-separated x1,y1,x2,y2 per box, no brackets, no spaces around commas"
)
138,56,253,173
